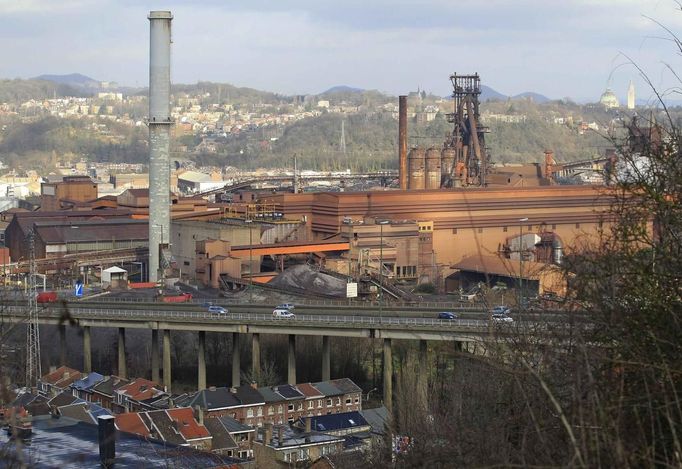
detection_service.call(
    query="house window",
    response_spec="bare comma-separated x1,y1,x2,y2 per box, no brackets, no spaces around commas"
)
327,399,333,407
346,398,352,405
552,224,557,230
336,397,341,406
477,228,483,234
575,223,581,229
288,404,294,411
452,228,457,234
298,449,309,460
247,409,253,418
503,226,508,232
268,407,274,415
354,398,360,404
308,401,313,409
183,261,190,266
527,225,532,231
238,450,248,459
278,405,283,414
257,407,263,417
297,403,303,411
318,399,323,408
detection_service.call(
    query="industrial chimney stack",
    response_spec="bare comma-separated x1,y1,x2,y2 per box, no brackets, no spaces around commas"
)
398,96,408,190
147,11,173,282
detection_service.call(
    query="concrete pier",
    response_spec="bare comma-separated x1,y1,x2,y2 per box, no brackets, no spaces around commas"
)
198,331,206,390
322,336,331,381
288,334,296,385
163,329,171,392
232,332,240,388
117,327,127,378
82,326,91,373
383,338,392,411
151,329,159,383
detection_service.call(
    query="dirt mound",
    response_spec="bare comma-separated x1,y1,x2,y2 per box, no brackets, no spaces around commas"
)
268,264,346,297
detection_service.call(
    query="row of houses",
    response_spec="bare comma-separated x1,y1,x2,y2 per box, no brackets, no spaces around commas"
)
5,366,385,467
40,366,364,425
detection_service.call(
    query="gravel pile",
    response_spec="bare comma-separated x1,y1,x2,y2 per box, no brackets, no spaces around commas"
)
268,264,346,297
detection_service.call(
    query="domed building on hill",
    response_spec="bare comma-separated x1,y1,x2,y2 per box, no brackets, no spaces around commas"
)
600,88,620,109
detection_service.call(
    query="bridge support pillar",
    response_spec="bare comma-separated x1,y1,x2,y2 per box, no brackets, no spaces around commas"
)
322,336,331,381
163,330,171,392
117,327,127,379
151,329,159,383
251,333,260,380
198,331,206,391
418,340,428,408
232,332,240,388
82,326,91,373
287,334,296,385
59,324,67,366
383,338,392,412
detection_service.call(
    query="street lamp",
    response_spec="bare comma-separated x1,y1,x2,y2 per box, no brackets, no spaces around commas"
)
366,387,378,403
377,220,389,322
245,219,253,304
518,217,528,307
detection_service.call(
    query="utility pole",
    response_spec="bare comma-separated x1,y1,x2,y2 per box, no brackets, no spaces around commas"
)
26,230,41,388
518,217,528,307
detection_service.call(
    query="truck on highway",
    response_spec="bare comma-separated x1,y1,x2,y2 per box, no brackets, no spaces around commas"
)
159,293,193,303
36,291,59,304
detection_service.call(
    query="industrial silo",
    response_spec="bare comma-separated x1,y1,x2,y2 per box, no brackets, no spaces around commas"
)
408,147,425,190
425,147,441,189
441,148,456,187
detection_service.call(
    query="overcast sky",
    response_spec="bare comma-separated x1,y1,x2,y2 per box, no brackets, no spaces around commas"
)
1,0,681,101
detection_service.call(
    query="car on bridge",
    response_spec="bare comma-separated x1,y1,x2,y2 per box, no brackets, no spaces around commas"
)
438,312,458,320
491,313,514,323
208,305,228,314
277,303,295,311
273,308,295,319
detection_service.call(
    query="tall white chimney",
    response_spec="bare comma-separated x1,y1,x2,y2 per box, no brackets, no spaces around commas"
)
148,11,173,282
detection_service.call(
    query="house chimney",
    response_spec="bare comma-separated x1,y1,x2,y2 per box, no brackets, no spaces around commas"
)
277,425,284,447
98,415,116,468
264,423,273,445
304,416,312,433
194,405,204,425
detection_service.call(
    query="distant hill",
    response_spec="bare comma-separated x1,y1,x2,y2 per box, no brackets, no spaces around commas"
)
480,85,508,102
0,78,89,101
512,91,551,103
321,85,364,95
478,85,550,103
34,73,100,89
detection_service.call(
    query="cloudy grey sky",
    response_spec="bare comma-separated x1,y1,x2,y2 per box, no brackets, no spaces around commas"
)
1,0,680,101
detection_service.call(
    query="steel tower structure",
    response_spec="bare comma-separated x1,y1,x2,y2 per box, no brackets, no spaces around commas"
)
25,230,41,388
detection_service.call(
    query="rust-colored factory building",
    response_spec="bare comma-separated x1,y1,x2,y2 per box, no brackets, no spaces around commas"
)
262,185,610,284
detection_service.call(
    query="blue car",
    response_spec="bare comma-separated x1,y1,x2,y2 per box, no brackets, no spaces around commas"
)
438,312,458,320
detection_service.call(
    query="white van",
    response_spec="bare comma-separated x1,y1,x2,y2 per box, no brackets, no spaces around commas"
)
273,308,295,319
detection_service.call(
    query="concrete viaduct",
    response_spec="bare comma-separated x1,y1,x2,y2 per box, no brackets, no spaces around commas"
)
5,300,536,411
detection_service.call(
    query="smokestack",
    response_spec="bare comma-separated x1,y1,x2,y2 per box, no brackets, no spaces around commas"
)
399,96,408,190
98,415,116,468
147,10,173,283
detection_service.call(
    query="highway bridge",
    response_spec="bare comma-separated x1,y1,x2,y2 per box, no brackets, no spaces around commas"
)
3,299,578,410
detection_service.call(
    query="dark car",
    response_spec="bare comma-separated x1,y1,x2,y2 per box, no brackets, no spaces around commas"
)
438,312,458,320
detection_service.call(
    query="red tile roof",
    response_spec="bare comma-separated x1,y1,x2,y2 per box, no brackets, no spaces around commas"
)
296,383,324,399
166,408,210,440
117,378,164,401
41,366,82,388
115,413,151,438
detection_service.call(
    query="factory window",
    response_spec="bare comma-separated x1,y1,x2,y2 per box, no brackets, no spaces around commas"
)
503,226,508,232
477,228,483,234
452,228,457,234
552,224,557,230
575,223,581,229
